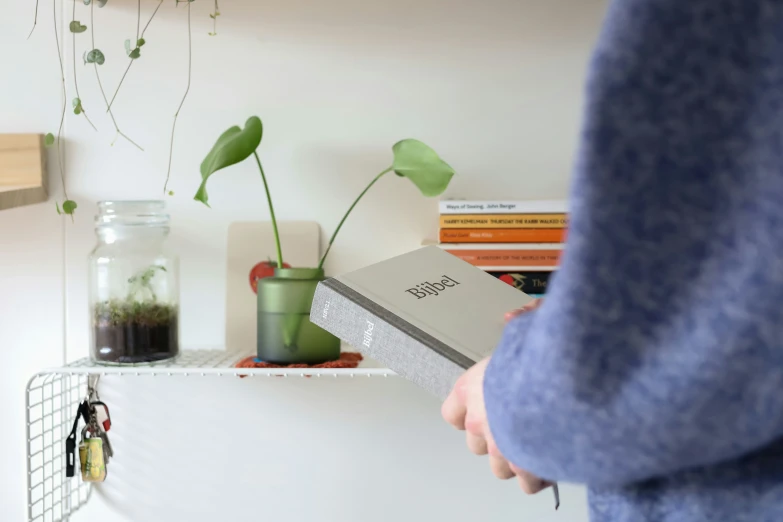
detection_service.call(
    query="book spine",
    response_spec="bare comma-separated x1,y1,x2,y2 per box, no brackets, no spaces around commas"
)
439,200,568,215
439,228,567,244
440,214,569,229
444,249,563,268
488,270,553,294
310,281,466,400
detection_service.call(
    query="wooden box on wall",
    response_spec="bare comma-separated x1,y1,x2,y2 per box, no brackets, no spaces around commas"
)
0,134,48,211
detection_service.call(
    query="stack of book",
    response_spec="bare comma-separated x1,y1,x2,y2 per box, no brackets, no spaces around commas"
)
429,199,568,298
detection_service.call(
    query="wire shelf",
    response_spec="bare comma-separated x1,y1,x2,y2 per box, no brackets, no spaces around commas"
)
25,350,395,521
58,349,396,377
26,373,90,522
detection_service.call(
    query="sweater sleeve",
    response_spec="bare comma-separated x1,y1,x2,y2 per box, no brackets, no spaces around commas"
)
483,0,783,488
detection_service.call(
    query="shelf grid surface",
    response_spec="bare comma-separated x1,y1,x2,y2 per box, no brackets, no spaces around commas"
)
26,372,90,522
59,349,395,377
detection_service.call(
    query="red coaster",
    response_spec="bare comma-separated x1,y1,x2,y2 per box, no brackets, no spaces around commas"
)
235,352,363,378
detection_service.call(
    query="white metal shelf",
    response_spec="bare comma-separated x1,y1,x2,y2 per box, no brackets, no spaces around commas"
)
26,350,396,521
50,349,397,377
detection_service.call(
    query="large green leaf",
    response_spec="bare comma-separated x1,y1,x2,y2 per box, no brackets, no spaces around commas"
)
391,139,455,197
194,116,263,206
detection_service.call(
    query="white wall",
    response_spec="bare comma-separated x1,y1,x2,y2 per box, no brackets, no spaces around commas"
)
1,0,607,520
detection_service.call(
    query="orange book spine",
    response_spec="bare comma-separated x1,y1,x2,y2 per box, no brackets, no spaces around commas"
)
439,228,567,243
444,249,563,267
439,213,569,229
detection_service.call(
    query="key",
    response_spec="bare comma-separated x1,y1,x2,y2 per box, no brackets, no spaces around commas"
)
98,428,114,462
91,401,111,432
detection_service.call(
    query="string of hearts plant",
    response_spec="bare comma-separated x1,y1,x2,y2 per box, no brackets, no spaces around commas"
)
27,0,220,218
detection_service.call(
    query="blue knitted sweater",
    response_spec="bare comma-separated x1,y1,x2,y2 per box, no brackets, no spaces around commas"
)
483,1,783,521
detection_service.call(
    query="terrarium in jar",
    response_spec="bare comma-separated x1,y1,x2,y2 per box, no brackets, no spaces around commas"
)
88,201,180,364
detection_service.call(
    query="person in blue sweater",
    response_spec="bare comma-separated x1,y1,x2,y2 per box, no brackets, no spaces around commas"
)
440,0,783,520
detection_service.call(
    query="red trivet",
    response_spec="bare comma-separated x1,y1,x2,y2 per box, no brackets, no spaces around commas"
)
234,352,363,378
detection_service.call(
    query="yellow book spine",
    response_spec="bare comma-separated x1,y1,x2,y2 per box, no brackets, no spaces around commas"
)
439,214,569,229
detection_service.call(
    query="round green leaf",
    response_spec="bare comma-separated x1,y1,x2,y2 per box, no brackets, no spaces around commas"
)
62,200,78,215
96,0,108,6
137,38,146,47
85,49,105,65
124,39,131,55
69,21,87,33
391,139,455,197
194,117,264,206
44,133,55,147
72,98,83,115
129,48,141,59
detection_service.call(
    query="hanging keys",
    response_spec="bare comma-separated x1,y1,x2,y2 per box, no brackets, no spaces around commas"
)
66,375,114,483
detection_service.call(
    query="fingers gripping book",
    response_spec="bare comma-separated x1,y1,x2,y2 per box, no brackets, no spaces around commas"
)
309,246,560,509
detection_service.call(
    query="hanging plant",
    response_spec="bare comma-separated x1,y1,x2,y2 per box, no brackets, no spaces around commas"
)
27,0,215,218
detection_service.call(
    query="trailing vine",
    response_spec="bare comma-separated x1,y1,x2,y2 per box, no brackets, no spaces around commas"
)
52,0,77,218
107,0,164,112
27,0,39,39
71,0,97,132
209,0,219,36
26,0,218,215
164,0,193,195
88,0,143,150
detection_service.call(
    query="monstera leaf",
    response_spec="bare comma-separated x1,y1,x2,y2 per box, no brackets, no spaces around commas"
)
194,116,264,206
391,139,454,197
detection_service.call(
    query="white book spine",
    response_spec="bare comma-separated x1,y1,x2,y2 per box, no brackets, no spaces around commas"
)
438,199,568,215
310,279,466,400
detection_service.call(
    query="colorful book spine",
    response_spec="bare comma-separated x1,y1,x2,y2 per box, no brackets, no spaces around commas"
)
443,248,562,268
439,228,567,244
439,214,569,229
439,199,568,215
487,270,553,294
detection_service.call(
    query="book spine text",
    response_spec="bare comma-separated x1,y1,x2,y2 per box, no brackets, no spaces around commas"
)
310,281,465,400
444,249,563,268
439,228,567,243
439,214,569,229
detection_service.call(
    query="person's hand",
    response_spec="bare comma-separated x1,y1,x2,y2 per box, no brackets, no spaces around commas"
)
504,297,543,321
441,297,551,495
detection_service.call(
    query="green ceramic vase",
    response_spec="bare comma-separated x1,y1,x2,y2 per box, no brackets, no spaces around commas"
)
256,267,341,364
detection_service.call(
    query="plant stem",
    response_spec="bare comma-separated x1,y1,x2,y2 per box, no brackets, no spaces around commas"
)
253,152,284,268
53,0,68,205
28,0,40,39
72,0,96,131
135,0,140,42
163,0,192,194
318,167,392,270
90,0,143,151
106,0,163,111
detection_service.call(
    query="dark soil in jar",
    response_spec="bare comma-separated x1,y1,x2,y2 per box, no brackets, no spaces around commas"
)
93,300,179,364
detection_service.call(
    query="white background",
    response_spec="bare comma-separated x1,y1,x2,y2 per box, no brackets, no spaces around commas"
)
0,0,607,520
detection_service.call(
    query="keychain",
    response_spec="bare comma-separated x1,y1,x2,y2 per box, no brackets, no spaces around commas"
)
79,426,107,482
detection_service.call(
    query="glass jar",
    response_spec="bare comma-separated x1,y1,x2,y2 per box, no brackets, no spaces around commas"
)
88,201,180,364
257,267,341,364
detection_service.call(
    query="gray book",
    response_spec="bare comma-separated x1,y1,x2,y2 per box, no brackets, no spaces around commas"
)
310,245,559,508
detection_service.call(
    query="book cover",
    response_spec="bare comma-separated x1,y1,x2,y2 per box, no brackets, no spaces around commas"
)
488,270,553,294
440,214,569,229
439,228,567,244
309,245,536,400
439,199,568,215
